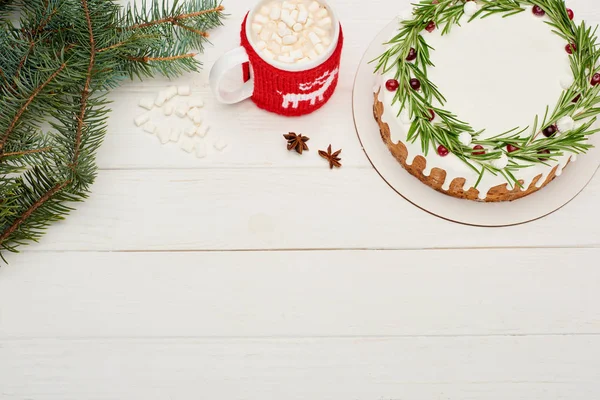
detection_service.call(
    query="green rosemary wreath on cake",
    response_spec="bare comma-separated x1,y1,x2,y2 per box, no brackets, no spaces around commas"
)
373,0,600,188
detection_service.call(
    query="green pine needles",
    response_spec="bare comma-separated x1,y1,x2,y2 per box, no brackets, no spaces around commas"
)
374,0,600,189
0,0,224,261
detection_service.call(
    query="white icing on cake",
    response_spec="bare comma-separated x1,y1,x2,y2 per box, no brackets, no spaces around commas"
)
376,9,577,199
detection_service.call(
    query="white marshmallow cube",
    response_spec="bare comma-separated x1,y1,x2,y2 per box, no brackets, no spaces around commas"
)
184,126,196,137
196,124,210,138
195,140,207,158
308,1,320,12
260,30,271,41
189,98,204,108
270,7,281,20
157,127,170,144
257,40,268,50
177,86,191,96
134,113,150,127
180,136,195,153
193,114,203,126
214,137,228,152
252,23,263,34
139,98,154,110
254,14,269,24
163,103,174,116
297,10,308,24
315,43,325,55
308,31,321,45
260,6,270,15
143,121,156,134
175,104,189,118
283,34,298,45
291,10,299,21
154,91,167,107
165,86,178,100
281,45,293,53
169,128,182,143
313,26,328,37
316,8,328,18
318,17,332,27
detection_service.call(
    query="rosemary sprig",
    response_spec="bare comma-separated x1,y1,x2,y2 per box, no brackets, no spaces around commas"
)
373,0,600,188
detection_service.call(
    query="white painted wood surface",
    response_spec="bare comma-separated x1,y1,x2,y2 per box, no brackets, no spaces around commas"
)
1,1,599,399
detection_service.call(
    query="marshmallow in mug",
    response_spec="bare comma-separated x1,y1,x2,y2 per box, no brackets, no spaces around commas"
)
251,0,335,64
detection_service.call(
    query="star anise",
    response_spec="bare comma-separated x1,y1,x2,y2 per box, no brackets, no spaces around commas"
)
319,145,342,169
283,132,310,154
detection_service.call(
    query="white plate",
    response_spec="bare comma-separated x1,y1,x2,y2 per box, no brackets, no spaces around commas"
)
353,19,600,227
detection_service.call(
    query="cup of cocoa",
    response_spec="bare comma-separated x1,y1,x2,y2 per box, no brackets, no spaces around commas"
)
210,0,343,117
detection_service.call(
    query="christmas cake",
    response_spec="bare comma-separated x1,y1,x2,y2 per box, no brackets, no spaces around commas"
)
373,1,600,202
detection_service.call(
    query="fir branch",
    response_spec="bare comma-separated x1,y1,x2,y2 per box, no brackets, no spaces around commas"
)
73,0,96,167
0,62,67,151
126,4,224,31
0,180,69,248
2,147,52,158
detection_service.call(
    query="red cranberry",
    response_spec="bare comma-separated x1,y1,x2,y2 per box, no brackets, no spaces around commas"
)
406,47,417,62
385,79,399,91
532,5,545,16
507,144,520,153
592,73,600,86
538,149,551,161
572,94,581,103
409,78,421,91
566,43,576,54
425,21,436,32
567,8,574,20
543,124,557,137
427,109,435,121
472,145,485,156
437,145,449,157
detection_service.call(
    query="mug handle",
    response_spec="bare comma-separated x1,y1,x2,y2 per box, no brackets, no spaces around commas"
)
209,46,254,104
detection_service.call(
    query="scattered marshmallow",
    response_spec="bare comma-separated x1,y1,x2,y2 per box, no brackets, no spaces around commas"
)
177,85,191,96
189,98,204,108
195,140,207,158
169,128,182,143
155,91,167,107
143,121,156,134
184,126,196,137
196,124,210,138
139,98,154,110
213,137,228,152
157,127,170,144
134,113,150,127
163,103,174,116
180,136,195,153
193,114,204,126
165,86,178,100
175,104,189,118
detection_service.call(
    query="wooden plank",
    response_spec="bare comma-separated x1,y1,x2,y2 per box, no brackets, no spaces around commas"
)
19,168,600,252
1,336,598,399
1,249,599,338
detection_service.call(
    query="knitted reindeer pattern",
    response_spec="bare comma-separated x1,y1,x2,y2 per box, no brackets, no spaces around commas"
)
241,14,344,117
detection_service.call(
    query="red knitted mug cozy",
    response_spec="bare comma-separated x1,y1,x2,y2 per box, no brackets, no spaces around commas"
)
241,14,344,117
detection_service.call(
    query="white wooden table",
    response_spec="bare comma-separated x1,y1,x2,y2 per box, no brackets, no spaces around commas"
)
1,1,599,398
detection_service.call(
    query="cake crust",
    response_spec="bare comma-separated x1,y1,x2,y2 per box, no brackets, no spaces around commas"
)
373,91,567,202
